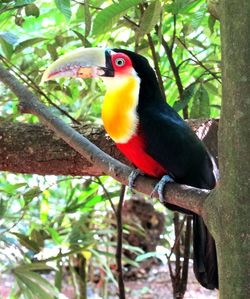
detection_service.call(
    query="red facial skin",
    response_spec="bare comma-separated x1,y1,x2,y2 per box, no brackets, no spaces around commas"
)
110,52,133,75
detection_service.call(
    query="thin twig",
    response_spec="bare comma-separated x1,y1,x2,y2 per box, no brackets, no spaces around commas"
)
147,33,166,100
180,216,192,293
115,185,126,299
156,26,188,118
170,14,177,53
96,177,117,216
176,37,222,84
0,55,80,124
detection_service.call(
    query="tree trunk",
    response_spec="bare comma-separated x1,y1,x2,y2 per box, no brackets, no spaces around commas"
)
204,1,250,297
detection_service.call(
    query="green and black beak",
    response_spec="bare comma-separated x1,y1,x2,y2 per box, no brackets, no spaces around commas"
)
41,47,114,83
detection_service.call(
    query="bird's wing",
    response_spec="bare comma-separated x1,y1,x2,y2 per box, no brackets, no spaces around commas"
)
139,106,215,189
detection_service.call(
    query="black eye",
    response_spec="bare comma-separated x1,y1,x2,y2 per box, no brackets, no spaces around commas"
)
115,58,125,67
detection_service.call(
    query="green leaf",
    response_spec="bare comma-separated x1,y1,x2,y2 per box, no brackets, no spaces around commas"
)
23,186,41,200
15,262,54,272
14,268,58,299
72,30,91,47
0,182,26,194
191,9,206,29
137,0,162,37
47,227,62,245
31,229,45,248
0,32,17,59
34,47,46,57
205,81,219,96
84,0,91,38
15,0,36,7
12,232,41,252
47,43,58,61
25,4,40,18
166,0,203,14
166,0,187,14
173,83,197,112
0,32,18,45
15,37,46,53
0,37,13,58
0,198,7,218
54,0,72,20
190,84,210,118
92,0,142,36
208,15,216,34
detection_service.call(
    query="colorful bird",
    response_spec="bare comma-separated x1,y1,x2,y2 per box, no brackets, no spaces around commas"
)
42,48,218,289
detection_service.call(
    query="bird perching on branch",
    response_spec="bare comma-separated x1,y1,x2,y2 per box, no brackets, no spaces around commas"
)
42,47,218,289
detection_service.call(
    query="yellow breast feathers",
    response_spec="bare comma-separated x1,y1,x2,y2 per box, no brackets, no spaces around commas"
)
101,75,140,143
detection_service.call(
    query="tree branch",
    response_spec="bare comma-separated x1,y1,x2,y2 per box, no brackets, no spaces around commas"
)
0,63,212,216
115,185,126,299
147,33,165,99
0,119,218,176
176,38,222,84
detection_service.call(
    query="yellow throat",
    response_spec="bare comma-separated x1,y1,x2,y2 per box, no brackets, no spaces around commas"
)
101,75,140,143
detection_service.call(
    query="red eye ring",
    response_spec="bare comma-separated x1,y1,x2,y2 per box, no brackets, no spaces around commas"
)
115,58,125,67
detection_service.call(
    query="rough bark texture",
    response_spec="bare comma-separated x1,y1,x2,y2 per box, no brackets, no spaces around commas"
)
0,119,218,176
0,122,127,176
204,1,250,297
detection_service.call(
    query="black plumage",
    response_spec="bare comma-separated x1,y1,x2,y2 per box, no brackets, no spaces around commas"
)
113,49,219,289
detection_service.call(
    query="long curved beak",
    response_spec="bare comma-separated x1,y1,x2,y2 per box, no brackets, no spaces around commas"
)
41,47,114,83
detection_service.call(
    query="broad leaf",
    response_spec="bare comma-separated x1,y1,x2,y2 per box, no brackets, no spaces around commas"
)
12,232,41,252
137,0,162,37
0,32,18,45
54,0,71,20
23,186,41,200
173,83,197,112
92,0,142,36
14,268,58,299
0,32,18,59
190,84,210,118
15,0,36,7
84,0,92,38
15,37,46,53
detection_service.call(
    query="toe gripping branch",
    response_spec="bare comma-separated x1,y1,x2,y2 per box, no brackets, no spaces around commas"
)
128,169,144,189
128,170,174,203
151,175,174,202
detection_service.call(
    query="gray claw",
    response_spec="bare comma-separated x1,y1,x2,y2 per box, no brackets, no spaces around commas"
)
128,169,143,189
151,175,174,202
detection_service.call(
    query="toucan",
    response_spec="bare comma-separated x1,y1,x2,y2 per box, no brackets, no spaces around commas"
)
42,48,218,289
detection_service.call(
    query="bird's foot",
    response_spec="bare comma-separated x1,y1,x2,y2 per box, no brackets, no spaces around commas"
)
151,175,174,202
128,169,144,189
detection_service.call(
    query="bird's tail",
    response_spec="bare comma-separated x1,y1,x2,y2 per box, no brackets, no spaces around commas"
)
193,214,218,289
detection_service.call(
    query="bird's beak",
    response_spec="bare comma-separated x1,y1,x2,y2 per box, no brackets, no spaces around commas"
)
41,47,114,83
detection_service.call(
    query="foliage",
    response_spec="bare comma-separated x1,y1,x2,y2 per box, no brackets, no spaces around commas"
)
0,0,221,298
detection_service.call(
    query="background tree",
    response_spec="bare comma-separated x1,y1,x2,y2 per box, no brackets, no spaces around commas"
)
1,0,248,299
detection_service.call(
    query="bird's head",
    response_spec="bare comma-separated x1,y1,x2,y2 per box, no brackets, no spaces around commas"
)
42,47,157,87
42,47,161,143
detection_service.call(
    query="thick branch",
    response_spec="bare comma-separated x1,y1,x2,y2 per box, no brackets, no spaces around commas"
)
0,63,213,215
0,120,218,176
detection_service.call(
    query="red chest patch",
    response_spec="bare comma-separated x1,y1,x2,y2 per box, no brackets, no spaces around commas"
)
116,134,166,178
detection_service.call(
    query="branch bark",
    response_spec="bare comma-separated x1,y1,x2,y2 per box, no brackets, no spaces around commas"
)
0,120,218,176
0,63,215,216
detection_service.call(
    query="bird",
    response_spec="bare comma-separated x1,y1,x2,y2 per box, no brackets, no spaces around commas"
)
42,47,218,289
